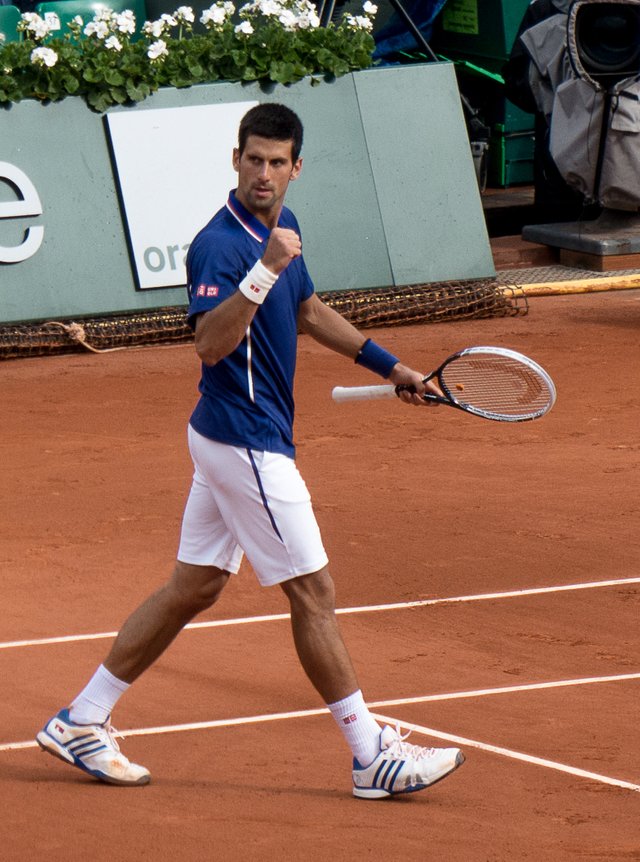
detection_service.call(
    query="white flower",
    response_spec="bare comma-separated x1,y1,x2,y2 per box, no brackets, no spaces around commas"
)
114,11,136,34
363,1,377,14
175,6,195,22
258,0,283,16
200,7,221,26
84,19,110,39
93,7,114,22
235,20,254,34
105,34,123,51
19,11,38,27
30,46,58,67
20,13,52,41
296,8,319,29
160,13,177,26
142,19,166,37
200,5,227,26
147,38,168,59
346,13,372,29
278,9,297,30
71,15,84,27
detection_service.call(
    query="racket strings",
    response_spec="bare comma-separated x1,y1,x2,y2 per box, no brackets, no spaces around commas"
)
441,357,552,417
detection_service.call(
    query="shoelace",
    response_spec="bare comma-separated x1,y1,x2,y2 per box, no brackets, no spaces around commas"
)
94,722,123,753
385,725,437,761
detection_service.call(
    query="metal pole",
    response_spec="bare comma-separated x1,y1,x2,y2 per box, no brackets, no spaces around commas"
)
385,0,439,62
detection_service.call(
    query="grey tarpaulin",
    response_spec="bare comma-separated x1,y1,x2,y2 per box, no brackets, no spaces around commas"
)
549,0,640,210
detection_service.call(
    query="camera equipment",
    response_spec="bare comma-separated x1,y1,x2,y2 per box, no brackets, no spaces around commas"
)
523,0,640,268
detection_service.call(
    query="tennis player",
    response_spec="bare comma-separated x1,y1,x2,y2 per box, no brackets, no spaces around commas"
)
36,103,464,799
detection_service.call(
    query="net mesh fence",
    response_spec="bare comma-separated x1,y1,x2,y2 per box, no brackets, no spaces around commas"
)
0,279,527,360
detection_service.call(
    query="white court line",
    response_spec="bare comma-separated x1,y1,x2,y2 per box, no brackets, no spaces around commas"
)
5,673,638,752
2,575,639,651
370,712,640,794
4,669,640,794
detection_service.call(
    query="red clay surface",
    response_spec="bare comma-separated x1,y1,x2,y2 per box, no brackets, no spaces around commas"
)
1,291,639,861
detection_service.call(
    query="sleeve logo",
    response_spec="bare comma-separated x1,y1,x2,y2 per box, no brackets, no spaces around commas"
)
196,284,219,297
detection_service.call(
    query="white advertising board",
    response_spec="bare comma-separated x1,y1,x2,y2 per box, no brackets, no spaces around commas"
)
106,100,257,289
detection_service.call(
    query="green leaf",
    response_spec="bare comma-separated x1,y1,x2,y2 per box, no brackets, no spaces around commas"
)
126,79,151,101
105,68,125,86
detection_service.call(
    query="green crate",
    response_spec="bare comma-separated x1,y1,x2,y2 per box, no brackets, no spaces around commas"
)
488,129,535,187
432,0,531,71
431,0,535,178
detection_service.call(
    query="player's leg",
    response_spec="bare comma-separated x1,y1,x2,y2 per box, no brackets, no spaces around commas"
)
35,561,230,787
183,435,466,797
102,561,229,684
279,565,358,704
279,568,383,760
36,443,243,786
280,566,465,799
186,438,384,769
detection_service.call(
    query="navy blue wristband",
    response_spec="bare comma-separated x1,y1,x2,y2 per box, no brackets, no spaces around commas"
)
355,338,399,379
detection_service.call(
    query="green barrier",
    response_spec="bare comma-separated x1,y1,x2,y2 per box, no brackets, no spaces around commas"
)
0,64,495,324
0,5,21,43
35,0,147,38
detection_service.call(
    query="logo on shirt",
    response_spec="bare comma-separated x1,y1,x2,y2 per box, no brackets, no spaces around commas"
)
197,284,219,298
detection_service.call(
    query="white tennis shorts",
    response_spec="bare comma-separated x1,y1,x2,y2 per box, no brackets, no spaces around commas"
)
177,425,329,587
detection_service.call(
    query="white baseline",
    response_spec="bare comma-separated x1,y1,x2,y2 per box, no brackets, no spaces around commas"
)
1,575,639,651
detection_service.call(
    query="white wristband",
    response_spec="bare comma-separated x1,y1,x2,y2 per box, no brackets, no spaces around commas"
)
238,260,279,305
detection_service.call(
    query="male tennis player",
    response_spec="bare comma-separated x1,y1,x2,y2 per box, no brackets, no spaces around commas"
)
36,103,464,798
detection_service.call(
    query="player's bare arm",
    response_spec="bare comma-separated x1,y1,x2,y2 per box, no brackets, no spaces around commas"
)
298,292,367,358
193,292,259,366
298,294,439,406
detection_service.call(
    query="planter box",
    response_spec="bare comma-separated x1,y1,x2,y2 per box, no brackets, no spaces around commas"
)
0,63,494,324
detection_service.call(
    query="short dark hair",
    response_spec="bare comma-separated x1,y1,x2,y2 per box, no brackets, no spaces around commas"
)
238,103,304,162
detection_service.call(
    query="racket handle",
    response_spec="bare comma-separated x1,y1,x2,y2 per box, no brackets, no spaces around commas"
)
332,384,397,402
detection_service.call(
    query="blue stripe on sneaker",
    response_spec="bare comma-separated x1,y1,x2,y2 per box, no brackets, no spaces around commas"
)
387,759,405,793
372,760,388,789
65,733,93,749
73,742,107,757
380,759,400,790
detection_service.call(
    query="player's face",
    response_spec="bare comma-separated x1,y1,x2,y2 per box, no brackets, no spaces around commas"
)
233,135,302,226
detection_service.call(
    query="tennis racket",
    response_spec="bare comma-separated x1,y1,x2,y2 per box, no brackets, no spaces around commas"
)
332,346,556,422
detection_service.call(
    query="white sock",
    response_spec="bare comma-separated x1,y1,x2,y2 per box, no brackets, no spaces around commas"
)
327,689,382,767
69,664,130,726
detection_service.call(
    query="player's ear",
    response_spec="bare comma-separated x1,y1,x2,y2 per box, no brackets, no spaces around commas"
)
289,157,302,181
232,148,240,172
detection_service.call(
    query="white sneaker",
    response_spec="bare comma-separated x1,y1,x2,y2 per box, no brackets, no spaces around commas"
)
352,725,464,799
36,708,150,786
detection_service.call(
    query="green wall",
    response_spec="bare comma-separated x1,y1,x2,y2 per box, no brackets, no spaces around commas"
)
0,63,494,324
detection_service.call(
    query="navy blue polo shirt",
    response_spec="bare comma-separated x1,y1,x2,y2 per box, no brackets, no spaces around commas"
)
186,191,315,458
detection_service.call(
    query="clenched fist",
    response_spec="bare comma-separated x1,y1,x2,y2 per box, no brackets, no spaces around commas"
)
261,227,302,275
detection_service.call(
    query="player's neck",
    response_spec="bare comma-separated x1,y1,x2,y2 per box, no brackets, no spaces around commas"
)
235,189,282,231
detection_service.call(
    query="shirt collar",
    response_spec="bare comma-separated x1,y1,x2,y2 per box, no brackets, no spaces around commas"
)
226,190,271,243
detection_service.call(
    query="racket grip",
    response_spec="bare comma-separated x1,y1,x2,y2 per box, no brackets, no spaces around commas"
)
332,384,397,402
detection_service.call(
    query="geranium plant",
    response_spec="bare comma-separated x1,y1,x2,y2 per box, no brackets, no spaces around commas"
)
0,0,378,112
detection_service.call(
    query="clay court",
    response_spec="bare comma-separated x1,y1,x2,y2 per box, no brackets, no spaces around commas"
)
1,289,639,860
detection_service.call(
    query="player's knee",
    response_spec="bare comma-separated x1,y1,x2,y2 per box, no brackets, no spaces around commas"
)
168,562,229,613
281,567,336,617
